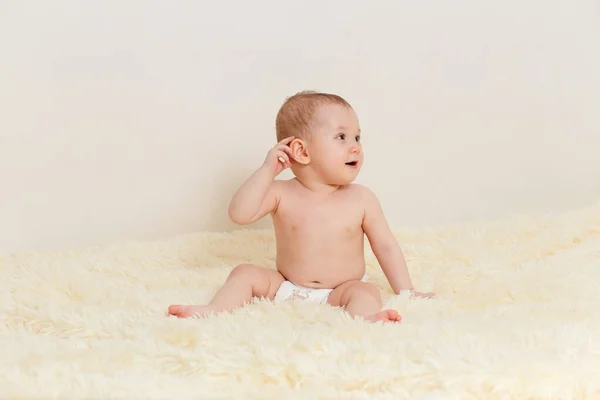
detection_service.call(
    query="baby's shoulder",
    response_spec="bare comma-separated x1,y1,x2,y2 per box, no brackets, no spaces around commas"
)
344,183,378,201
272,178,296,192
343,184,383,215
270,178,301,202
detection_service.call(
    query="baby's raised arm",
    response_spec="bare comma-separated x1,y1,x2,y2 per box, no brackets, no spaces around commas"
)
228,136,295,225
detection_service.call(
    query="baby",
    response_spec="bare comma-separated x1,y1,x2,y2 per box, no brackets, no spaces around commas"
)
168,91,434,323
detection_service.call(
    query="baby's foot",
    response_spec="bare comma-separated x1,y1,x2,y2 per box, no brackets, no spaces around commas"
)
168,304,219,319
364,309,402,323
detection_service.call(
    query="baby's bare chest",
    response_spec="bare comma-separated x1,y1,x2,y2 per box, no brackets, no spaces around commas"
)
275,197,364,238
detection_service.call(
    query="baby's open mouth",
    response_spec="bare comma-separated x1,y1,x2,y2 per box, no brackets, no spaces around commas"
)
345,161,358,166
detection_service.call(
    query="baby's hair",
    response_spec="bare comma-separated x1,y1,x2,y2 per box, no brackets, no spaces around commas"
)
275,90,352,142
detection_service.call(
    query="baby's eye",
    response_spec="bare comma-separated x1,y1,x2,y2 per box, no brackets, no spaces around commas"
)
337,133,346,140
355,136,361,142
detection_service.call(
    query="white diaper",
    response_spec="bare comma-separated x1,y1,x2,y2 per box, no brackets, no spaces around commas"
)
274,274,368,304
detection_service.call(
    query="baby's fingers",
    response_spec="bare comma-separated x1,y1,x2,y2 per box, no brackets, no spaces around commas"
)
279,144,295,158
274,144,295,161
277,151,290,165
278,136,295,145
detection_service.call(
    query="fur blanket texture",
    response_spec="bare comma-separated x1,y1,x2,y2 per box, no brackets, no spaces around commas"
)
2,201,600,399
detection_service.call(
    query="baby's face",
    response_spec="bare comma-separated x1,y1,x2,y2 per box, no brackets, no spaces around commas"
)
307,104,363,185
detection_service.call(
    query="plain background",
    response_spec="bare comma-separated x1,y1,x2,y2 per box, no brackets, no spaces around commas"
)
1,1,599,253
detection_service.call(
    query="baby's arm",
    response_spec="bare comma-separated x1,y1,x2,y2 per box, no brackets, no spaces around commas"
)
228,165,280,225
361,186,434,298
228,136,294,225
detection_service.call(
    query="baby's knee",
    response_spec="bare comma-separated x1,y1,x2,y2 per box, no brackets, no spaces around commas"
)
350,281,381,301
230,263,262,278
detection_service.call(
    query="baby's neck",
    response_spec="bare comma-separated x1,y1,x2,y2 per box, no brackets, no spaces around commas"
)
293,176,341,194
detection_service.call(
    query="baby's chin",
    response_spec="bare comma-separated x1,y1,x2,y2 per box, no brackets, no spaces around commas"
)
302,165,361,186
328,174,360,186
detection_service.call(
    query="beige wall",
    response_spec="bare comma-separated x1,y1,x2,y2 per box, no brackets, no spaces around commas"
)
1,1,599,253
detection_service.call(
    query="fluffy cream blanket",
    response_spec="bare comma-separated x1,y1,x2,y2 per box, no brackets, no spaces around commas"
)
2,202,600,399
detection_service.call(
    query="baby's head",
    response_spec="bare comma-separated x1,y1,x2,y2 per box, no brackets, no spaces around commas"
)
275,91,363,186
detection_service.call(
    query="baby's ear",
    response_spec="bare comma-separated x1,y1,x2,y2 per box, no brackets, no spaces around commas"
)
289,138,310,164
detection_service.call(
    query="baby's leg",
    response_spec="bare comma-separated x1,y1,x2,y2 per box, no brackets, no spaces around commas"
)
168,263,285,318
328,281,401,323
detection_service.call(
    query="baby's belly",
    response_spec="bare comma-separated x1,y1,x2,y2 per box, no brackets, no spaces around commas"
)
275,242,367,289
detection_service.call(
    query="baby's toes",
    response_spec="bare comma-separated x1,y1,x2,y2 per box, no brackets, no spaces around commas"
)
383,309,402,323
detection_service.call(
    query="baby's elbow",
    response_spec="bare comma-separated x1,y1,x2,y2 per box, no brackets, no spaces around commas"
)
230,217,252,226
227,207,252,226
373,240,400,256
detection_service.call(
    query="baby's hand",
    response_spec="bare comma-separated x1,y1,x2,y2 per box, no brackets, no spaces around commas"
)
400,289,435,299
264,136,295,176
411,290,436,299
